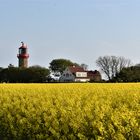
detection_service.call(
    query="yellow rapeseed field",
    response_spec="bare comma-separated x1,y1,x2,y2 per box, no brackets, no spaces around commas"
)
0,83,139,139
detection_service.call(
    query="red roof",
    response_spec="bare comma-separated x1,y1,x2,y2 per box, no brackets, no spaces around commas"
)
87,70,101,77
68,66,85,73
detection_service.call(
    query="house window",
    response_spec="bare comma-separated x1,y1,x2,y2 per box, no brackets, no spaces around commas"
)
77,73,81,77
76,72,87,77
66,73,69,77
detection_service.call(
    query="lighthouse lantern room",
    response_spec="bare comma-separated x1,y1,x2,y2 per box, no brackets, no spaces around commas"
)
17,42,29,68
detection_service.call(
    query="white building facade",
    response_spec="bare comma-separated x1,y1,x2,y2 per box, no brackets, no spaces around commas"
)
59,66,90,82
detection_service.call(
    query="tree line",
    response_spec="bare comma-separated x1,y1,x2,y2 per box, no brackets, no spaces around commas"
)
0,65,50,83
0,59,79,83
0,56,139,83
96,56,140,82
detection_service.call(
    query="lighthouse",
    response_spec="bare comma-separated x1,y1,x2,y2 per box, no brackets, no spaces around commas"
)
17,42,29,68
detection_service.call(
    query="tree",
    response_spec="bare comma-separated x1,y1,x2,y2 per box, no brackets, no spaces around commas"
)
0,67,3,72
0,67,20,83
8,64,14,68
96,56,131,80
28,66,50,82
113,65,140,82
0,66,50,83
135,63,140,67
81,63,88,71
49,58,79,73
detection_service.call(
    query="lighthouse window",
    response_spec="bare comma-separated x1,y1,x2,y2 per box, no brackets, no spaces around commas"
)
19,49,22,54
22,48,26,54
19,48,27,54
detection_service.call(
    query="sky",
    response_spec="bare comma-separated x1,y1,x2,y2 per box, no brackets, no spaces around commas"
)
0,0,140,70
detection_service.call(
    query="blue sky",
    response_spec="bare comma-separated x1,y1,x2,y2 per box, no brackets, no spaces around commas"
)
0,0,140,70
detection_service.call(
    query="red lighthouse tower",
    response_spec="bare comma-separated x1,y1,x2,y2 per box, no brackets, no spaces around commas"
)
17,42,29,68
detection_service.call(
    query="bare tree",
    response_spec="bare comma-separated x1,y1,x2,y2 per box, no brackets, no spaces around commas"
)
96,56,131,80
81,63,88,71
96,56,111,80
118,57,131,71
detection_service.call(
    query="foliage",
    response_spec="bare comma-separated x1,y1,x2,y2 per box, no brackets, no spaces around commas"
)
96,56,131,80
0,66,50,83
113,65,140,82
0,83,139,139
49,58,79,73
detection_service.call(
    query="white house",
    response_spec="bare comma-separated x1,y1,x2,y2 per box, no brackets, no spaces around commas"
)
59,66,90,82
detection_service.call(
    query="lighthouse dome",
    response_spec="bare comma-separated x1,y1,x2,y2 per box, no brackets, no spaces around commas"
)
19,42,27,49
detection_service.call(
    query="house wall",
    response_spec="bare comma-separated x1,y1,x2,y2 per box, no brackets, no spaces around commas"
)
92,75,102,82
59,69,75,82
76,72,87,77
60,67,95,82
75,78,90,82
